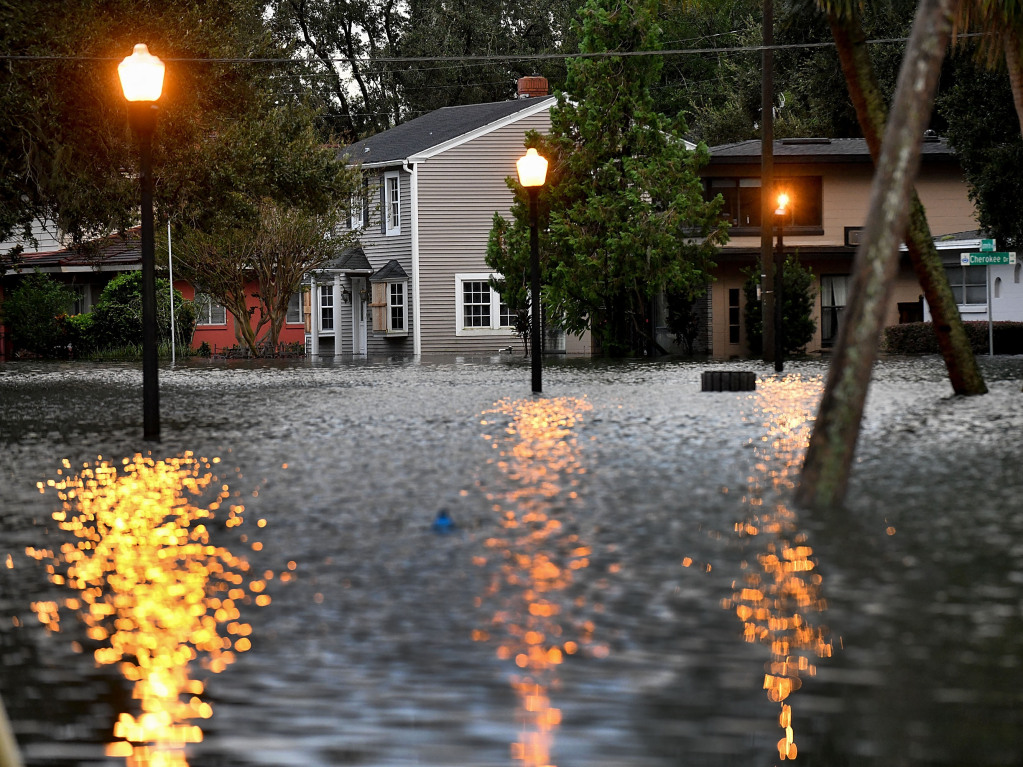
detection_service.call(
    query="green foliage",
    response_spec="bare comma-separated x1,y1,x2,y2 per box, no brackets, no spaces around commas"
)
742,253,817,356
63,312,96,357
882,321,1023,355
665,292,706,355
487,0,728,357
1,0,355,254
89,271,191,351
1,271,77,357
171,199,354,357
939,56,1023,248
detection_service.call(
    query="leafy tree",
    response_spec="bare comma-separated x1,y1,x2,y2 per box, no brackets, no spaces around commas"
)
90,270,191,351
742,254,816,356
0,0,355,253
171,199,356,356
487,0,728,357
0,271,77,357
267,0,578,140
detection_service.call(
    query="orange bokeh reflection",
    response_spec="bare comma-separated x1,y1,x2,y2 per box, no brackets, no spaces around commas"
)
27,453,271,767
723,376,835,761
474,397,596,767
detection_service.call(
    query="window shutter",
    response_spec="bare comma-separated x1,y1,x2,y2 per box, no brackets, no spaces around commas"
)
380,176,387,235
370,282,387,331
363,178,370,226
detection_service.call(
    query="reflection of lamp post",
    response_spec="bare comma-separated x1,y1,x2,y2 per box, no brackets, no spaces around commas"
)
516,147,548,394
119,44,165,441
773,191,789,374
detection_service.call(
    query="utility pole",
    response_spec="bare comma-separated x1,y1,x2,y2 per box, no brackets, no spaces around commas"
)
761,0,776,363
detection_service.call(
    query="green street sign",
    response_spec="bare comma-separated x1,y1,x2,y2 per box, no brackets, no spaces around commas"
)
980,238,996,252
961,252,1016,266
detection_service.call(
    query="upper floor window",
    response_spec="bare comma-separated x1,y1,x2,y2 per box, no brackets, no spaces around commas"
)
194,292,227,326
706,176,823,233
383,171,400,236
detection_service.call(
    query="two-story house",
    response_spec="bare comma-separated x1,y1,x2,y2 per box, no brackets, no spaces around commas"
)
303,78,584,358
701,136,1021,357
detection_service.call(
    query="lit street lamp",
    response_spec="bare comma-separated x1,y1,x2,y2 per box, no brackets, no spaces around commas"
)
773,191,789,374
515,147,548,394
118,43,165,441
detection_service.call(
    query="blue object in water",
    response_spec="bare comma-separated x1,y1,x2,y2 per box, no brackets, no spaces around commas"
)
431,509,456,534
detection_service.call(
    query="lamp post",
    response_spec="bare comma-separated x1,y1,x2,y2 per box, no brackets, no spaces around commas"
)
773,191,789,374
118,43,165,441
516,147,548,394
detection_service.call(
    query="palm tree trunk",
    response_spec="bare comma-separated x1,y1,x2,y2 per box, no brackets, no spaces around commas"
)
828,7,986,396
797,0,962,511
1004,25,1023,138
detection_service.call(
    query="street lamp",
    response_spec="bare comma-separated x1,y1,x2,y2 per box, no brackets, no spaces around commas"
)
516,147,548,394
773,191,790,374
118,43,165,441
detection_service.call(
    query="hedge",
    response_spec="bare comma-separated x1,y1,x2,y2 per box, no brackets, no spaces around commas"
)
882,321,1023,355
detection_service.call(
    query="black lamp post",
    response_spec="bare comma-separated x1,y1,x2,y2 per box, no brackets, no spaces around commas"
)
773,191,789,374
516,148,548,394
118,44,165,441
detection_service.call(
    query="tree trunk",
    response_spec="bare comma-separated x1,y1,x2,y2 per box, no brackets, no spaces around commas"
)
828,8,986,396
797,0,961,511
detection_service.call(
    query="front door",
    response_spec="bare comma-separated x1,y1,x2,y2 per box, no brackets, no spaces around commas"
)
351,277,367,355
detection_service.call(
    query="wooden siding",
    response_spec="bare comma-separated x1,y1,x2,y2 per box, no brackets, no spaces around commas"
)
415,109,553,355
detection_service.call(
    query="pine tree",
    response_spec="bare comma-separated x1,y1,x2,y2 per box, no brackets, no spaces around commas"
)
487,0,728,357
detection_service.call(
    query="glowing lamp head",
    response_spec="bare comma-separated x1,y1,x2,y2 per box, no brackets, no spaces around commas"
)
118,44,165,102
516,148,548,188
775,192,790,217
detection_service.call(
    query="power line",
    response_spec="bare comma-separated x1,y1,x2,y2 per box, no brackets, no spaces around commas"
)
0,34,955,66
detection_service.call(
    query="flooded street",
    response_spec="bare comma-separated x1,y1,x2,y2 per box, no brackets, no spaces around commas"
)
1,354,1022,766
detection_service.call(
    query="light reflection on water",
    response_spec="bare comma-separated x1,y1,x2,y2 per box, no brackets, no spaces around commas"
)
26,453,272,767
474,396,597,767
726,375,834,761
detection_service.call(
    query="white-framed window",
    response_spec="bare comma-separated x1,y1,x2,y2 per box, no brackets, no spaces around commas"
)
286,290,305,324
945,262,987,306
370,280,408,336
820,275,849,348
70,284,91,315
454,273,515,336
195,292,227,326
349,191,364,230
389,282,406,332
320,284,334,331
383,171,400,236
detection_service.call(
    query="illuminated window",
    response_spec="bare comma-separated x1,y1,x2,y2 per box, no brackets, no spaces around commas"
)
706,176,823,231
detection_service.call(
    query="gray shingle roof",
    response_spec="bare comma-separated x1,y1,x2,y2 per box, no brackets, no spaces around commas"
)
708,136,955,165
370,259,408,282
321,246,373,272
344,96,556,166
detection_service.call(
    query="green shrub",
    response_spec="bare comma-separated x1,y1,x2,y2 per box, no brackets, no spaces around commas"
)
743,253,817,356
882,321,1023,354
89,271,193,351
1,270,77,357
63,312,95,357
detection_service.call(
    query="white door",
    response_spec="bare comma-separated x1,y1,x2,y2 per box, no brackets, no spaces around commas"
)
352,277,368,355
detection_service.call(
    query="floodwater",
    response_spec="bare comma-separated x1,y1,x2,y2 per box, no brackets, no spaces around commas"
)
1,354,1022,767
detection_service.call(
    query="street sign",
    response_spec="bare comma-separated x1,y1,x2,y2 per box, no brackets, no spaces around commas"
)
961,252,1016,266
980,238,996,252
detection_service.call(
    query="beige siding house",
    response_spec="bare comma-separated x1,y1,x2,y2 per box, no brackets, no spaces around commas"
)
700,136,1002,358
304,83,565,357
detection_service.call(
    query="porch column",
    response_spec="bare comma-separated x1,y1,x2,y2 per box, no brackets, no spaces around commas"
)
310,278,320,357
333,274,343,358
